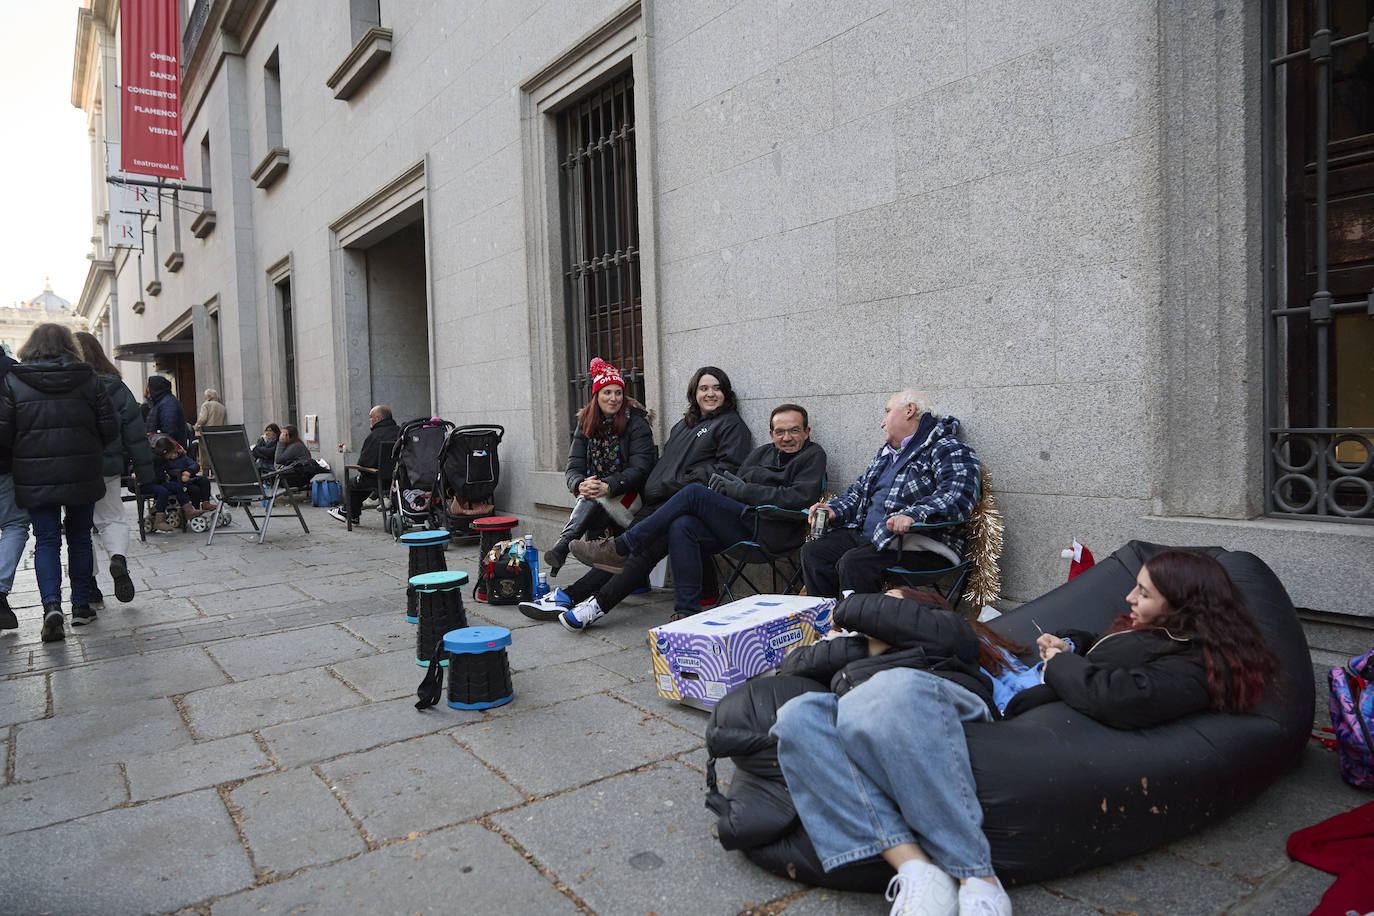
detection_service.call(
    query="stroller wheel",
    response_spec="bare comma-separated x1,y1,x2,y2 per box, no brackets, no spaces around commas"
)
188,515,209,533
216,509,232,528
165,505,184,529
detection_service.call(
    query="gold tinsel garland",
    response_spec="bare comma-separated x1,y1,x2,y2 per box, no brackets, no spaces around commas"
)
961,468,1004,612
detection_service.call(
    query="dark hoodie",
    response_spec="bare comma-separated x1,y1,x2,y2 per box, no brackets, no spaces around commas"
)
144,375,189,446
0,354,119,508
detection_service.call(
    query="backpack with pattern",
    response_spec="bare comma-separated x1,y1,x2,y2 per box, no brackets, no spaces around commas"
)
1328,647,1374,790
474,540,532,605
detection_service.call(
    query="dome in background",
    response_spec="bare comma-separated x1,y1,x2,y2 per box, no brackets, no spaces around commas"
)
24,278,72,313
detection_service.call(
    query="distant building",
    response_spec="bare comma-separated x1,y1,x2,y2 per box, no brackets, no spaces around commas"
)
69,0,1374,619
0,278,88,357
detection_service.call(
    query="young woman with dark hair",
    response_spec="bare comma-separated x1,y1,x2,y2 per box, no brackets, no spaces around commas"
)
772,551,1279,916
0,323,118,640
536,358,655,585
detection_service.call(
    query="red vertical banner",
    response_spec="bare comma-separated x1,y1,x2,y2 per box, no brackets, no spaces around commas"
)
120,0,183,179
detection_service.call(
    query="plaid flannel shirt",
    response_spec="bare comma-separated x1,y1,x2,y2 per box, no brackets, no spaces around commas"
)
827,415,981,557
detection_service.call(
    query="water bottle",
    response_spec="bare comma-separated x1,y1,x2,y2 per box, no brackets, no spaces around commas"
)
524,534,548,598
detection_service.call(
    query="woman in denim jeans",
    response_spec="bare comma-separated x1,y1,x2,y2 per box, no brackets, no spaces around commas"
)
0,323,117,642
770,551,1278,916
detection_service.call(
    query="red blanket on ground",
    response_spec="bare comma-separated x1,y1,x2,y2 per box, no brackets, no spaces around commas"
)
1287,800,1374,916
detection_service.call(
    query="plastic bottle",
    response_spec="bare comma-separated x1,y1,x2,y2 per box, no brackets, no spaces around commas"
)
524,534,548,598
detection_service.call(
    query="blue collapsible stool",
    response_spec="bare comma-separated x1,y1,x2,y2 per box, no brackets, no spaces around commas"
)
441,626,513,710
411,570,468,667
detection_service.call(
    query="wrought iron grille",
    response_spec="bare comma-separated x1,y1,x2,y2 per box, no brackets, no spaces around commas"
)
557,71,645,423
1261,0,1374,523
182,0,211,67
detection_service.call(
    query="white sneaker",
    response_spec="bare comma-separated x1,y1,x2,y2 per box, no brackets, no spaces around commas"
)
886,863,958,916
519,588,573,622
958,877,1011,916
558,596,605,632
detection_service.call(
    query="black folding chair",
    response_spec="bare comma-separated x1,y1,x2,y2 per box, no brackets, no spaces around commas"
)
713,505,811,601
883,518,973,610
197,425,310,545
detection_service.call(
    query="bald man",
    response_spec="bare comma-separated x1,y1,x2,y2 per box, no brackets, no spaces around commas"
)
801,389,981,598
329,405,399,525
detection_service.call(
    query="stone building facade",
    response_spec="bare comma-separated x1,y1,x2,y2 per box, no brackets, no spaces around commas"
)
71,0,1373,616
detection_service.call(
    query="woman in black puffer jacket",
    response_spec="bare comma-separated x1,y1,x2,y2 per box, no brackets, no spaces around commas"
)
0,324,117,643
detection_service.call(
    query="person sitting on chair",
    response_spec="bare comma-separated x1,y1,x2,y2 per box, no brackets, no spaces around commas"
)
143,436,207,532
520,366,751,628
557,404,826,625
329,404,400,525
252,423,280,475
272,424,316,490
802,389,980,599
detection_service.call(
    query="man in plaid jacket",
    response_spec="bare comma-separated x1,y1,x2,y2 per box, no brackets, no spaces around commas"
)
801,389,980,598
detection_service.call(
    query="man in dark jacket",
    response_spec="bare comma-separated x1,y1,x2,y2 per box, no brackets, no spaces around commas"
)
143,375,190,448
0,351,28,630
559,405,826,626
329,405,400,525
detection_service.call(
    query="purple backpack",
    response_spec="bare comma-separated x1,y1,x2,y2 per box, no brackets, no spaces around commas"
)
1328,648,1374,790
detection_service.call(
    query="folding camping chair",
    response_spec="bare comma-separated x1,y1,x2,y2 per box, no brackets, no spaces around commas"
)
713,505,811,602
197,425,310,545
883,468,1002,613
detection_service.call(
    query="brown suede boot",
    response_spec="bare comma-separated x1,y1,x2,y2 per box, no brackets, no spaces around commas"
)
153,512,175,532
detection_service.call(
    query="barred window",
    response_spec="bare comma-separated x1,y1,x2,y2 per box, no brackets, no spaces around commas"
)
557,70,645,423
1262,0,1374,522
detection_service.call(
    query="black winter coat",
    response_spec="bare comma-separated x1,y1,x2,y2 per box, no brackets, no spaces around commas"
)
144,380,189,447
777,593,995,708
1006,626,1209,729
0,352,15,474
0,355,119,508
565,404,656,497
98,373,157,483
642,407,751,507
717,441,827,548
357,417,400,486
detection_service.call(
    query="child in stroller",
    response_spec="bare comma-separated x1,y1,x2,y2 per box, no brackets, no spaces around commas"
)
144,435,214,531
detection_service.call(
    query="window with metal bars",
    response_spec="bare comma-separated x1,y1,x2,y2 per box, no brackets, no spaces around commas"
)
277,278,299,430
557,70,645,424
1262,0,1374,523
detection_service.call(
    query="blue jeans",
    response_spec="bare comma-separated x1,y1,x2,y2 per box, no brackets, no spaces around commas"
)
770,667,995,878
30,503,96,607
0,474,30,594
621,484,751,615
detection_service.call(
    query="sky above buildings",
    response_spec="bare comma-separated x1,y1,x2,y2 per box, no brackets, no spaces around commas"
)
0,1,93,307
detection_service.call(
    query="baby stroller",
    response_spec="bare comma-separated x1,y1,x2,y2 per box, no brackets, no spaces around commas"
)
385,417,455,538
435,424,504,537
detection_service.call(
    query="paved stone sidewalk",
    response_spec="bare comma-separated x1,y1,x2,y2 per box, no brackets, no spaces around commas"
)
0,505,1365,915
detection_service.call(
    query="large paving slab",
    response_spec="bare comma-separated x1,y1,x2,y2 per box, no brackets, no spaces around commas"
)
182,667,365,739
1,789,255,914
259,696,471,768
13,695,191,779
209,823,581,916
0,672,47,726
336,612,415,653
501,619,627,671
204,623,377,679
494,760,798,916
486,658,634,717
320,733,526,843
0,763,126,833
456,693,702,796
47,644,230,714
125,732,274,801
228,768,368,877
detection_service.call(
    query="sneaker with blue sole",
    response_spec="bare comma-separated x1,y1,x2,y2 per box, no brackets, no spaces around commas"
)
519,588,573,622
558,596,605,633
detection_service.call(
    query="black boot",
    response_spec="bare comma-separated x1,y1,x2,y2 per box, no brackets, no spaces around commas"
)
0,592,16,630
545,538,571,577
87,579,105,611
111,554,135,603
40,602,64,643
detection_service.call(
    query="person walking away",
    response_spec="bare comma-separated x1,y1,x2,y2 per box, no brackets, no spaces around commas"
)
193,388,228,465
74,332,156,605
0,349,29,632
0,324,117,641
